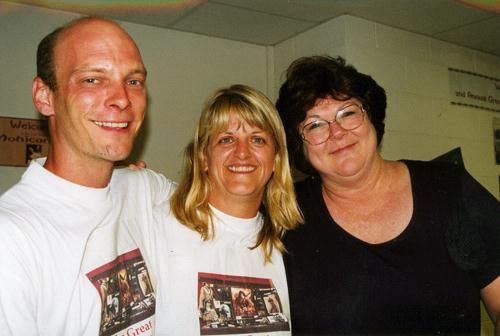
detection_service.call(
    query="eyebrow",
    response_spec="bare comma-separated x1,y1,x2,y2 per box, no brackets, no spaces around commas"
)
338,101,359,108
217,127,267,135
128,68,148,77
307,101,359,117
303,113,324,121
250,130,267,134
70,67,105,77
70,66,147,78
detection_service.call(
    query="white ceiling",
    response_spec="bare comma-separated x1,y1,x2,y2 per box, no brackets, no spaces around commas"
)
11,0,500,57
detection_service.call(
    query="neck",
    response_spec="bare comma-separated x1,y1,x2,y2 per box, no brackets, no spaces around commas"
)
44,150,114,188
321,155,390,204
208,197,260,219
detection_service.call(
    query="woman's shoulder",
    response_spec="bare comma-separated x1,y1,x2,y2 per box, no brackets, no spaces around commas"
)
401,159,463,186
401,158,460,171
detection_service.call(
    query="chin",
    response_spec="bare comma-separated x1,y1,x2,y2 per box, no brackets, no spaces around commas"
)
229,189,256,197
99,147,132,163
334,160,364,177
228,186,263,199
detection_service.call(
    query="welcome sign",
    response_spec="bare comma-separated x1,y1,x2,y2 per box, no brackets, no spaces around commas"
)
0,116,50,167
449,68,500,113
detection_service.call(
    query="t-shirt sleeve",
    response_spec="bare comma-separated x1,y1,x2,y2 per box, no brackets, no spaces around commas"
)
142,168,177,205
458,168,500,288
116,167,176,205
0,211,38,334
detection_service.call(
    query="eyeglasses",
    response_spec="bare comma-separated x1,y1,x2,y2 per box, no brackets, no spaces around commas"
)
301,103,365,145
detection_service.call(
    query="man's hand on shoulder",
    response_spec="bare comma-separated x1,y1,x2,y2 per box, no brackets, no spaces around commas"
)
128,160,147,170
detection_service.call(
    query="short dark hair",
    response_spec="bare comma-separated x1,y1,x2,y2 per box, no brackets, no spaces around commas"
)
36,16,105,91
276,55,387,175
36,26,64,91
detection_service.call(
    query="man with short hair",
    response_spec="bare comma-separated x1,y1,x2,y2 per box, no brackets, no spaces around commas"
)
0,17,170,335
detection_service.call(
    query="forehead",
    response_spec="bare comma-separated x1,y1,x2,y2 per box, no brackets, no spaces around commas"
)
307,97,361,115
212,111,268,134
54,20,144,73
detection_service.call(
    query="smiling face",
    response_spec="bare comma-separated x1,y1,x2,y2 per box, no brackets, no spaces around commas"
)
301,96,378,181
39,19,147,166
205,113,276,211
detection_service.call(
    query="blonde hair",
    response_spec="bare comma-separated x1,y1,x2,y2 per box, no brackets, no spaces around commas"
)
171,84,303,263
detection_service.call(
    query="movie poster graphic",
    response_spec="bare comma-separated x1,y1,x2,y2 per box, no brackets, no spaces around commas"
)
198,272,289,335
87,249,155,336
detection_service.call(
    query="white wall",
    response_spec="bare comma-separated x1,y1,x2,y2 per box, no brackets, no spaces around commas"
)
0,1,270,192
274,15,500,200
274,17,347,95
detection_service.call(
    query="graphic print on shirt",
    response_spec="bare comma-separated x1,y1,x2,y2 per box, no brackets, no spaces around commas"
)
87,249,155,336
198,272,289,335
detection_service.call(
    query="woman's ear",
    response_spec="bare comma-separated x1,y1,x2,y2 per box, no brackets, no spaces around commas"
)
204,157,209,172
201,148,209,172
32,77,55,117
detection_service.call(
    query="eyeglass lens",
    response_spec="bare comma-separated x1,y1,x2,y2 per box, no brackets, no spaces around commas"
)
302,104,364,145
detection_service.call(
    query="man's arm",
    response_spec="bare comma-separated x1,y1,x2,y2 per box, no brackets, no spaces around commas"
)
126,162,176,205
481,275,500,335
136,168,176,205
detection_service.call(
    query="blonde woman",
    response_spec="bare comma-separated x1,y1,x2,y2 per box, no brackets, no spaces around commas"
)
151,84,302,335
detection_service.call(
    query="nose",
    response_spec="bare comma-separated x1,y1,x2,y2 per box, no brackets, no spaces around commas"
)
106,82,131,110
329,121,347,140
234,140,250,159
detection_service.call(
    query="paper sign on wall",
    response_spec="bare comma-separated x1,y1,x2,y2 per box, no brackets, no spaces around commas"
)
494,118,500,165
449,68,500,113
0,116,50,167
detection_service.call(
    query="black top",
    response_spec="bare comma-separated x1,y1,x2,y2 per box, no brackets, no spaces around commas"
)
284,160,500,335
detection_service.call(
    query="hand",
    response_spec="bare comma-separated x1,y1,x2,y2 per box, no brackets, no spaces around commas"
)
128,160,147,170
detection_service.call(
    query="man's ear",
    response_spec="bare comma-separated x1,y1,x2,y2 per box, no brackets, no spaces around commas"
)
32,77,55,117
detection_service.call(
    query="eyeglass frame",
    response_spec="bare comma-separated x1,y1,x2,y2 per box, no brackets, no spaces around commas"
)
300,103,366,146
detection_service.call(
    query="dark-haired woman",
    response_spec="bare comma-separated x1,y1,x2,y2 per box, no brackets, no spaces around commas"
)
276,56,500,335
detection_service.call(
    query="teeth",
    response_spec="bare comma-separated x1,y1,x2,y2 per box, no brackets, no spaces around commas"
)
94,121,128,128
228,166,255,172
